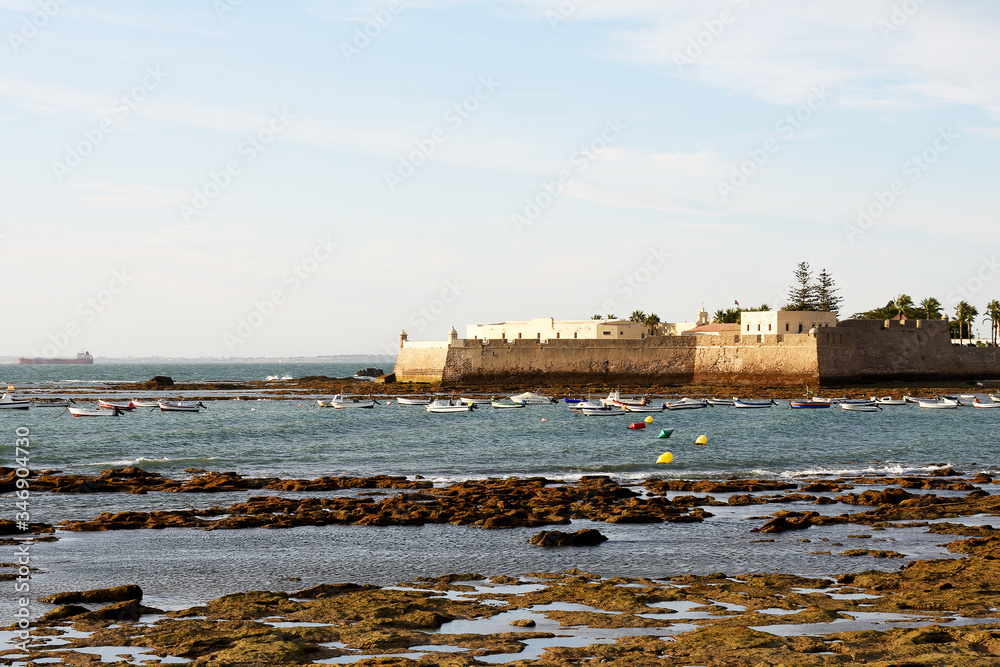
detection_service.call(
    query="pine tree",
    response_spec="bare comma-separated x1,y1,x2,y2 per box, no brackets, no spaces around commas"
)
785,262,816,311
814,269,843,314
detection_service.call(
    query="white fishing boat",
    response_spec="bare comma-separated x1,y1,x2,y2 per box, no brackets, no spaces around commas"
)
460,397,492,405
918,399,959,410
665,398,710,410
32,399,75,408
0,393,32,410
568,400,604,412
395,397,431,406
322,395,377,409
973,398,1000,409
69,406,125,417
425,400,475,413
508,392,555,404
601,391,648,408
131,398,160,408
871,396,907,405
623,403,667,413
810,396,848,404
581,406,627,417
159,401,207,412
841,401,879,412
491,398,527,409
706,398,735,406
733,398,775,409
99,399,135,411
903,395,935,404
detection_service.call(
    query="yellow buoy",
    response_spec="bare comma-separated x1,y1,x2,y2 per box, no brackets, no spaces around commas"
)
656,451,673,464
644,415,654,424
695,435,708,446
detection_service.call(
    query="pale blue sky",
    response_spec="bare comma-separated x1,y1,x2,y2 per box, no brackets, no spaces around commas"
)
2,0,998,356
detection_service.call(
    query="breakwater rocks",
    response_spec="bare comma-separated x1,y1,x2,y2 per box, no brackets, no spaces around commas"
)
4,468,996,537
12,537,1000,665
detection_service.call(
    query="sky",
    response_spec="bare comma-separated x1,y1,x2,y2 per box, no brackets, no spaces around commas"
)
2,0,999,357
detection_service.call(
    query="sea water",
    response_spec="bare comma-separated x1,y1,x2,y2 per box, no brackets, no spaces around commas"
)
1,364,997,615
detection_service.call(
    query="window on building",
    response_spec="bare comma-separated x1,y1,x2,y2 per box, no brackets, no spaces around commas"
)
556,332,560,339
798,324,803,333
574,332,578,339
757,324,760,331
518,333,522,339
603,331,611,336
747,325,750,332
536,333,541,339
785,323,789,331
768,324,772,331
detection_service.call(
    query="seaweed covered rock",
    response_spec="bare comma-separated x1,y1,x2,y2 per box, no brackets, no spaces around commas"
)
529,528,608,547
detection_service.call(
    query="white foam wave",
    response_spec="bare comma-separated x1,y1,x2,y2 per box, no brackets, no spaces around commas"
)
88,456,220,467
772,462,955,478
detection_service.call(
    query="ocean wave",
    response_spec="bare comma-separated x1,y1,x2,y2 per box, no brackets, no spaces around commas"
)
771,462,955,478
87,456,219,467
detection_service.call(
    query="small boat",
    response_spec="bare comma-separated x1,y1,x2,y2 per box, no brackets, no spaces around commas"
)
918,399,959,410
98,399,135,411
0,393,31,410
841,402,879,412
581,406,627,417
396,397,431,406
973,398,1000,409
322,395,376,409
563,398,584,404
665,399,709,410
491,398,527,409
32,399,75,408
601,391,647,408
159,401,207,412
131,399,160,408
904,395,935,404
706,398,735,406
810,396,848,404
425,400,475,413
69,406,125,417
733,398,775,409
871,396,906,406
623,403,666,413
460,397,492,406
627,422,646,430
790,400,831,409
508,392,555,404
568,400,604,413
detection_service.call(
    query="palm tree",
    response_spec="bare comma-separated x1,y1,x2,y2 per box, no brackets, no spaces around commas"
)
918,297,942,320
985,300,1000,346
629,310,646,323
591,314,602,320
955,301,974,344
643,313,661,335
606,314,617,320
893,294,914,319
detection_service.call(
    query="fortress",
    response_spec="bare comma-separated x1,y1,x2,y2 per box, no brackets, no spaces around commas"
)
392,312,1000,386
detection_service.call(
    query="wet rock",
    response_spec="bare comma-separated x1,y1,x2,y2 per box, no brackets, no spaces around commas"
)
841,549,905,558
293,583,378,599
510,618,535,627
529,528,608,547
36,604,89,623
145,375,174,387
40,584,142,604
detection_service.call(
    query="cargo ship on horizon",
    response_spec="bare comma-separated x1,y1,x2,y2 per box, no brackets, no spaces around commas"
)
18,351,94,365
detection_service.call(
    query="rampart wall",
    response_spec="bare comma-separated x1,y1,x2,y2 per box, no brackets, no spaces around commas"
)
393,318,1000,386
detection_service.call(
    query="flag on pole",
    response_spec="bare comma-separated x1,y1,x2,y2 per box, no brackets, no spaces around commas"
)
734,300,740,307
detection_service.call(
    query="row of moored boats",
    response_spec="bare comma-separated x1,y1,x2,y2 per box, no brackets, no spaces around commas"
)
0,393,207,416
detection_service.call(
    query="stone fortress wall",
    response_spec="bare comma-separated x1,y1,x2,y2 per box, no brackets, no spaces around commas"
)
393,318,1000,386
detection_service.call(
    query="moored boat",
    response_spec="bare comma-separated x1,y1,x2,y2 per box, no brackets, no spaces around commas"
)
733,398,775,409
790,400,831,409
69,406,124,417
665,399,710,411
706,398,735,406
509,392,555,404
918,399,959,409
131,399,160,408
99,399,135,411
425,400,475,413
491,398,527,409
460,397,492,406
871,396,907,405
0,393,31,410
159,401,207,412
973,398,1000,409
841,401,879,412
581,406,627,417
622,403,667,413
396,397,431,406
321,395,377,409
